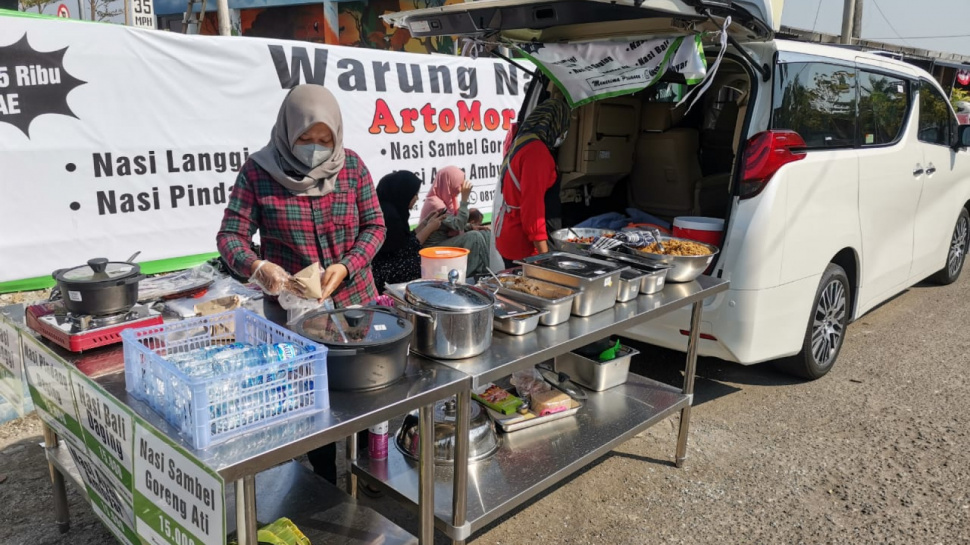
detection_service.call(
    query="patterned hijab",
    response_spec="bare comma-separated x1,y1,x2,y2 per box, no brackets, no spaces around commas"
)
250,84,346,197
499,98,570,181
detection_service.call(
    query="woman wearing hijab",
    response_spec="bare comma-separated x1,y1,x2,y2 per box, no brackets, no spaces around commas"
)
494,98,571,267
371,171,445,291
216,84,385,485
418,165,491,277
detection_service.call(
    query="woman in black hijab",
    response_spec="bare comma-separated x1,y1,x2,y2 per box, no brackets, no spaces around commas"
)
371,171,445,291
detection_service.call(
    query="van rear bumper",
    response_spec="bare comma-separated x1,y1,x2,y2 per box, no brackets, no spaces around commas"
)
622,275,821,365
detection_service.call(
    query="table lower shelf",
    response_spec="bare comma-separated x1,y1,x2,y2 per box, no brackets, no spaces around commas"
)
46,442,417,545
352,373,689,540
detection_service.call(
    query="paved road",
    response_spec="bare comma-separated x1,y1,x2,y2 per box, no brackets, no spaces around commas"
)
2,272,968,544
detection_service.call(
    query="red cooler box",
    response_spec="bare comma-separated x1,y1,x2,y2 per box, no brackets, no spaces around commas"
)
673,216,724,248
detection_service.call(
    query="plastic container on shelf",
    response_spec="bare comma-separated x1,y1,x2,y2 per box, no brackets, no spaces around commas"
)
419,247,470,282
122,308,329,450
672,216,725,248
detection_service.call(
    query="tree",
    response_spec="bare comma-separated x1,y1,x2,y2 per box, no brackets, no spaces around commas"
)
20,0,56,14
89,0,120,21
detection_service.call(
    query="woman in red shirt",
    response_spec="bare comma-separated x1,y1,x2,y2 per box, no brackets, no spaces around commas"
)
494,98,571,266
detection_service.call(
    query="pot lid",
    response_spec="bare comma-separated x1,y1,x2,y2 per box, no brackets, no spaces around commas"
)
537,365,588,400
54,258,140,284
293,307,412,347
406,272,494,312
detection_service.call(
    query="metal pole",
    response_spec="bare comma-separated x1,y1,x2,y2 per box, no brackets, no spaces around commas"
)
42,426,70,534
841,0,857,45
235,475,257,545
123,0,129,25
346,432,359,499
675,301,703,468
451,391,471,545
76,0,83,19
216,0,230,36
418,403,435,545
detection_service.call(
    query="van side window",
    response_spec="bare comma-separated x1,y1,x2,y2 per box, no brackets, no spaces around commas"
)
858,71,909,146
772,62,857,149
918,81,954,146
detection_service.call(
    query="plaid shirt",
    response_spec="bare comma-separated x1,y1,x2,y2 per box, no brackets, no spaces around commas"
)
217,149,386,308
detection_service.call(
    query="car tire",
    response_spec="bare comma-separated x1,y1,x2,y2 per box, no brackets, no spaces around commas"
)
930,207,969,286
775,263,850,380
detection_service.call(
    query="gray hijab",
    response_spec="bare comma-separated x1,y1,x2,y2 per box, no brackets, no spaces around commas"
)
251,84,346,197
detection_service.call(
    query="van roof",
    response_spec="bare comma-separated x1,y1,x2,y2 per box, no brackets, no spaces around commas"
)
773,39,926,78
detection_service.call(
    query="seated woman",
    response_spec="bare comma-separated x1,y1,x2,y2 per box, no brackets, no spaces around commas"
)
419,166,491,277
371,171,445,291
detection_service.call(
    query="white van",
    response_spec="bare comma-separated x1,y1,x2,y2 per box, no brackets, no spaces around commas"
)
387,0,970,379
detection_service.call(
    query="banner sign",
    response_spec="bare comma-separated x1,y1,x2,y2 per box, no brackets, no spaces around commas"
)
21,335,84,448
0,316,26,414
72,373,136,491
68,443,139,545
516,36,706,108
0,16,530,286
134,419,225,545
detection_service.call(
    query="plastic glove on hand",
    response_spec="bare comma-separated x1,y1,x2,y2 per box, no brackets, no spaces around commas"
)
249,261,294,296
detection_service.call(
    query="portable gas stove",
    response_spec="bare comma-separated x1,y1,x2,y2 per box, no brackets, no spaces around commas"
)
26,300,163,352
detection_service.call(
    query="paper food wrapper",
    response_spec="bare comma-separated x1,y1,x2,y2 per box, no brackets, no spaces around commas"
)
195,295,242,337
294,262,323,300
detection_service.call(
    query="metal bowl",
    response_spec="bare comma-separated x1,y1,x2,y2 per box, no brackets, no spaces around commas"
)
550,228,616,254
396,397,500,465
625,236,719,283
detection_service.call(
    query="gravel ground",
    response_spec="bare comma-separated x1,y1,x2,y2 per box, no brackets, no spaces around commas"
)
1,273,968,544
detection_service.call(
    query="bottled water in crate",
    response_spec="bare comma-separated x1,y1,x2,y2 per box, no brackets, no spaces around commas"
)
122,309,329,449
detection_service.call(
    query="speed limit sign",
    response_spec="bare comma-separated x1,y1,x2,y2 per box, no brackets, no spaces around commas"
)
56,3,70,17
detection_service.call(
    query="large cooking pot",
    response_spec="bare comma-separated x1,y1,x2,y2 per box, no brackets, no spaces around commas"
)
398,270,494,360
52,257,145,316
396,397,500,464
291,307,412,391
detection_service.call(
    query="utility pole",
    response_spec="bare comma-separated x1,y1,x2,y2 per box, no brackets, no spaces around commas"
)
216,0,230,35
852,0,864,41
841,0,857,45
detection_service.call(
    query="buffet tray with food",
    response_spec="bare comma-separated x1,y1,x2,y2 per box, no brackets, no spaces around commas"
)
478,273,578,326
516,252,628,316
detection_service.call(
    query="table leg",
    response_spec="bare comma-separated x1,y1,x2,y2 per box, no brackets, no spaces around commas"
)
235,475,257,545
418,403,435,545
346,432,359,499
676,301,703,468
43,425,70,534
451,390,471,545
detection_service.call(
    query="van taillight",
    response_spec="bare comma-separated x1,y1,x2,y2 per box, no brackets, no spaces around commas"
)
739,130,807,199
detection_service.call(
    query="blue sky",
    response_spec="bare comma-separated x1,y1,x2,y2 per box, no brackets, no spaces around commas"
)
782,0,970,56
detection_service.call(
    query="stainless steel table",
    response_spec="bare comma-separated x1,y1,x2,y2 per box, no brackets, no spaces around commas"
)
352,275,730,544
3,301,470,545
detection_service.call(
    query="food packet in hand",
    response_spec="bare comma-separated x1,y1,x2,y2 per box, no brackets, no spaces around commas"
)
293,262,323,300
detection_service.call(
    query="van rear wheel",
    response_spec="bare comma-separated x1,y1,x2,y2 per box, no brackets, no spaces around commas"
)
775,263,850,380
930,207,969,285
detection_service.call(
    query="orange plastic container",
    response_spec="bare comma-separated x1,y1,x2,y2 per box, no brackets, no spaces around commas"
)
419,247,470,282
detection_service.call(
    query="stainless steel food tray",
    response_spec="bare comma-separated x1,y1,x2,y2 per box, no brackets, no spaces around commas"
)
516,253,627,316
478,274,577,326
485,399,583,432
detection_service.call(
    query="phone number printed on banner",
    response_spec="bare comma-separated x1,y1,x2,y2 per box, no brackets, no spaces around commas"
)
0,317,25,412
68,443,139,545
72,372,135,490
21,335,84,448
134,418,225,545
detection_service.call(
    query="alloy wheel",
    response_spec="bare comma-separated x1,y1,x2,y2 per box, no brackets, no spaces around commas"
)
811,279,846,368
947,215,969,279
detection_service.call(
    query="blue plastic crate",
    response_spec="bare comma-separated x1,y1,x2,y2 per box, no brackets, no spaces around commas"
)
122,308,329,449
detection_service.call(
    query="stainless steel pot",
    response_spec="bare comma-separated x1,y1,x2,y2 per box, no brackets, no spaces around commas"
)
291,307,412,391
52,257,144,316
396,397,500,464
398,270,494,360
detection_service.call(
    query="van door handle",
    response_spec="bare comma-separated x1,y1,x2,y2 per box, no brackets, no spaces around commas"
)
926,164,937,175
913,164,924,177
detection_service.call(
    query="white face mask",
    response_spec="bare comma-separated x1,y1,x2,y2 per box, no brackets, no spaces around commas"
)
293,143,333,168
553,131,568,148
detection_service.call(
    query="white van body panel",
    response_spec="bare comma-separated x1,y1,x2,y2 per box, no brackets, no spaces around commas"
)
629,39,970,365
